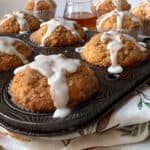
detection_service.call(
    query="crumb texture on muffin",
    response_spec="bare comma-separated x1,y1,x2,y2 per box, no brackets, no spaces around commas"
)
96,10,141,31
0,36,32,72
96,0,131,16
0,11,40,34
82,31,149,74
132,2,150,20
31,18,85,47
10,54,99,118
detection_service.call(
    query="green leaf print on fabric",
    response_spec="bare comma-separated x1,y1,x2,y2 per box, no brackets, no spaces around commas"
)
119,122,149,137
136,90,150,110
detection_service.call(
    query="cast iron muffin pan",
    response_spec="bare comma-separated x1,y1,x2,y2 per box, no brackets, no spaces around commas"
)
0,31,150,137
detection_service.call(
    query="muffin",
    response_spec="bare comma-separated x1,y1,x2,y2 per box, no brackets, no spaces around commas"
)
82,31,149,74
10,54,99,118
25,0,56,21
0,11,40,34
95,0,131,16
96,10,141,38
132,1,150,36
30,18,86,47
0,36,32,72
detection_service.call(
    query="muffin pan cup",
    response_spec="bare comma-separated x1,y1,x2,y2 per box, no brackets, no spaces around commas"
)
140,19,150,36
0,31,150,137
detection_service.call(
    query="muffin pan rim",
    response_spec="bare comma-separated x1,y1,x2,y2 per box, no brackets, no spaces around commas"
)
0,31,150,137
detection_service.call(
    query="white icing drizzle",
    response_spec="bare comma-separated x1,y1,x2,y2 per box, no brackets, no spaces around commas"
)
0,37,28,64
0,11,29,34
100,31,147,74
108,66,123,74
14,54,81,118
40,18,80,46
97,10,141,31
13,11,29,34
101,31,124,74
53,108,71,118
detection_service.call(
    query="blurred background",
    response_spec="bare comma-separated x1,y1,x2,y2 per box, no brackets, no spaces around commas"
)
0,0,143,16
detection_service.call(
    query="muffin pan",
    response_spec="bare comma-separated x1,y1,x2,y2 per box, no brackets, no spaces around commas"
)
0,31,150,137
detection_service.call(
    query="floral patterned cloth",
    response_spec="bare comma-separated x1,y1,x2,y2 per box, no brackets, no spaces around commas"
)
0,83,150,150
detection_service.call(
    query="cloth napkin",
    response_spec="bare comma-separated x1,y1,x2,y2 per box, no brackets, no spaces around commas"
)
0,82,150,150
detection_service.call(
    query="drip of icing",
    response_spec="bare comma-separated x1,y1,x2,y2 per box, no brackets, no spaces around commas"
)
0,37,28,64
108,65,123,74
100,31,147,74
97,11,141,31
101,31,124,74
13,11,29,34
53,108,71,118
116,12,124,30
40,18,80,46
75,47,84,54
14,54,80,118
0,11,29,34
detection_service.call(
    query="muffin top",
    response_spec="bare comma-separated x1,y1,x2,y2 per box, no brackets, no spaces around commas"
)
25,0,56,11
97,10,141,31
0,11,40,34
31,18,85,47
96,0,131,16
0,36,32,72
82,31,148,74
132,1,150,20
0,37,31,64
12,54,98,118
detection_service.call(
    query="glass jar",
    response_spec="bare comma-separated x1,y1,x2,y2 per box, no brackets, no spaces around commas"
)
63,0,97,30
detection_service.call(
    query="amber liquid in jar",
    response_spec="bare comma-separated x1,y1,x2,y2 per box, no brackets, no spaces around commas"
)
64,12,97,30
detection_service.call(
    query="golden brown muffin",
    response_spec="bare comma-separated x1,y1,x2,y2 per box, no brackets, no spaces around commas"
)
0,36,32,72
97,10,141,31
95,0,131,16
0,11,40,34
132,2,150,20
82,31,149,73
10,55,99,115
25,0,56,20
31,18,86,47
132,2,150,35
